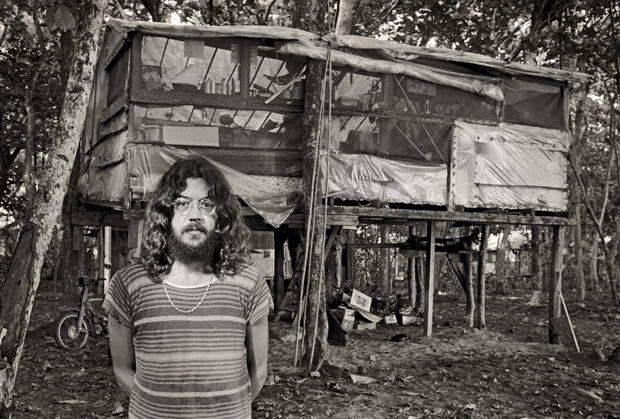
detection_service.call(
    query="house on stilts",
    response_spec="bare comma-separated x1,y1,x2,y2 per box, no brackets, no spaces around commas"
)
75,19,589,342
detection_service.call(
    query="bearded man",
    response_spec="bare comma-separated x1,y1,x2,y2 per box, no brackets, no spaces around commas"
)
103,157,271,419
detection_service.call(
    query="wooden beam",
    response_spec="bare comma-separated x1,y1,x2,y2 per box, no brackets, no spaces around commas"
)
71,205,127,228
328,206,574,226
274,228,286,309
477,225,488,329
423,220,436,337
347,232,355,289
549,225,564,344
324,226,342,254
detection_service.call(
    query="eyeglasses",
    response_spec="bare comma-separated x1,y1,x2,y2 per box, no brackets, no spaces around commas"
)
173,197,217,216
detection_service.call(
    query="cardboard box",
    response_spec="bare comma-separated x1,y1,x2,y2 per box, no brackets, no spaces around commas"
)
341,308,355,331
384,313,398,325
350,289,372,312
356,321,376,331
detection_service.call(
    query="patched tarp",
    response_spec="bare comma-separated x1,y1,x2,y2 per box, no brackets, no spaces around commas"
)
325,152,447,204
79,143,302,228
453,121,571,211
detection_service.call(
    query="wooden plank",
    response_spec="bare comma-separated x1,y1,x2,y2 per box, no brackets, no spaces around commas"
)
328,205,574,226
131,89,303,114
477,225,488,329
423,220,436,337
549,225,564,344
324,226,342,254
199,148,302,176
127,218,143,253
100,94,128,125
71,205,127,228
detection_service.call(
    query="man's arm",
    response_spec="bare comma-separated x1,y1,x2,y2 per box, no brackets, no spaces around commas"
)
246,315,268,400
108,315,136,397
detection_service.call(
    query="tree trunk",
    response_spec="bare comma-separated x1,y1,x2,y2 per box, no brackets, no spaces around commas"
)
293,0,329,34
59,154,82,304
0,1,107,410
570,83,587,304
573,192,585,304
591,235,600,292
300,59,329,372
335,0,360,35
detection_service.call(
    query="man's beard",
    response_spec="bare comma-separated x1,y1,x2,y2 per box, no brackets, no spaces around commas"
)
167,223,222,270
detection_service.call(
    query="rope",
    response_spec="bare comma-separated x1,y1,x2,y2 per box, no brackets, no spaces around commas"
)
308,45,333,372
293,44,332,367
294,0,337,370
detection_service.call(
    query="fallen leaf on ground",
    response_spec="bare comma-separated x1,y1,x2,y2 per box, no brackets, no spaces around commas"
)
112,401,124,415
350,373,377,384
576,388,604,403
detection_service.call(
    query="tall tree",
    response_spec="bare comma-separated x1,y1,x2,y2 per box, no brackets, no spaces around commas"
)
0,0,108,412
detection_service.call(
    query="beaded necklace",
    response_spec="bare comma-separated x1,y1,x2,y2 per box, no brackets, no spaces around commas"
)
162,278,215,315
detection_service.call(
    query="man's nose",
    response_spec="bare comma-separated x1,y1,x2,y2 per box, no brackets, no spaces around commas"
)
187,200,203,219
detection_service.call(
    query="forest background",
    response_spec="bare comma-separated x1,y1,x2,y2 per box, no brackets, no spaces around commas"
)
1,0,620,410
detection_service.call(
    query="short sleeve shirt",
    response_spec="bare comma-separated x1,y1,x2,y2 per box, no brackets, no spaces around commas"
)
103,263,271,419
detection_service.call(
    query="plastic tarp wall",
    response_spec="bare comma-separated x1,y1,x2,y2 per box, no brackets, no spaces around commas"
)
124,144,301,227
454,121,571,211
325,152,447,204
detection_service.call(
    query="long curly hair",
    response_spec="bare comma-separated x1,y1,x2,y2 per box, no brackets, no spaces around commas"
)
141,157,250,280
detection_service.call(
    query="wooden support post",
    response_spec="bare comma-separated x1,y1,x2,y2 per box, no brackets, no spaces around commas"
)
103,226,112,294
477,225,488,329
464,252,475,328
423,220,436,337
274,228,286,309
415,257,425,312
127,218,144,261
347,238,355,289
549,225,564,344
406,226,416,308
379,225,390,296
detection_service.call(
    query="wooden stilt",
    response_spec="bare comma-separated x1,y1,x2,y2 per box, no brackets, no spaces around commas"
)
347,233,355,289
423,220,436,337
477,225,488,329
464,252,475,328
549,225,564,344
274,228,286,309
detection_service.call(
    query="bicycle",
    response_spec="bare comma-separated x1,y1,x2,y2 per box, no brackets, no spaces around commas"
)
54,277,108,350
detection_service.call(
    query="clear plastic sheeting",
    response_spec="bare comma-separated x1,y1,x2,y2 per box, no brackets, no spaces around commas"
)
453,121,570,211
327,35,589,83
325,152,447,204
276,42,504,102
78,162,127,204
124,143,301,227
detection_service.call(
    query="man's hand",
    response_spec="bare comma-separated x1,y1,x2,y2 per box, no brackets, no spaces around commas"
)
108,315,136,397
246,315,268,400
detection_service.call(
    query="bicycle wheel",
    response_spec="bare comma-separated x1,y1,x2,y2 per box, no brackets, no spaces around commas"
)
55,312,89,350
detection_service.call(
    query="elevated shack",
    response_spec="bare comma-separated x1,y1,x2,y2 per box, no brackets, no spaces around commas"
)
76,19,588,341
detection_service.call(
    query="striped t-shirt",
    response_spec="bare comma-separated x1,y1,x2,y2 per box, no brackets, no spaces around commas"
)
103,263,272,419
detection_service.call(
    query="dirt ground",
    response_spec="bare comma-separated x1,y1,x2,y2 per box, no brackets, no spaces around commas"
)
9,283,620,419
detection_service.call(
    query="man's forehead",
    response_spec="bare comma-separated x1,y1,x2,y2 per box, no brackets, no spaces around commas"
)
179,177,212,196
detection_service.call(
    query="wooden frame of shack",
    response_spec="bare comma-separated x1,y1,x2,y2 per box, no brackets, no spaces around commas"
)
75,19,589,342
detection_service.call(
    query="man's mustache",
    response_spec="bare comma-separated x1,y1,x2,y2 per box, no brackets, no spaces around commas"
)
182,223,209,234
